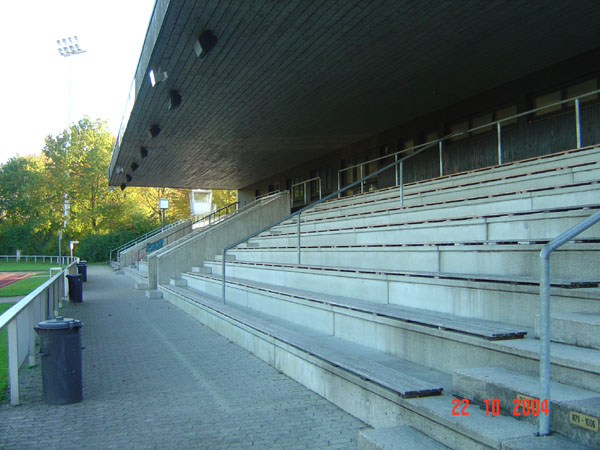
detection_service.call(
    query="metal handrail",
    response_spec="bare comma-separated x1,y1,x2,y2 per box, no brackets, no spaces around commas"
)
110,217,192,262
153,192,289,260
138,202,239,259
538,209,600,436
338,88,600,194
291,177,322,206
221,141,440,302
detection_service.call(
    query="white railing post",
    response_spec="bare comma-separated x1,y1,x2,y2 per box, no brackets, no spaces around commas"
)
575,98,581,148
497,122,503,165
8,320,19,405
439,141,444,176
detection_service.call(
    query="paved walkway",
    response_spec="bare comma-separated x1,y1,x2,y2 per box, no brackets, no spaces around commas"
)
0,266,365,449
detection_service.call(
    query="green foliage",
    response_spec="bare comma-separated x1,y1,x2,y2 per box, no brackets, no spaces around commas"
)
212,189,237,210
0,116,216,263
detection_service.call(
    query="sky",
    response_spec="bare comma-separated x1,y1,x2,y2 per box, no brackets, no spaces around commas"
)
0,0,156,164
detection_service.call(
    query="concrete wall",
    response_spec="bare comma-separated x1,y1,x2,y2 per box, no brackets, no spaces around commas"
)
119,219,192,269
149,193,290,289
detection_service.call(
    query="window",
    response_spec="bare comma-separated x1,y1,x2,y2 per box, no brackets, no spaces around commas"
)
567,79,598,103
496,105,517,126
398,138,415,156
471,112,494,135
449,120,469,141
534,91,562,117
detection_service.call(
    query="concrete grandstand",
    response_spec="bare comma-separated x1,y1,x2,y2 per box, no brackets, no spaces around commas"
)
109,2,600,448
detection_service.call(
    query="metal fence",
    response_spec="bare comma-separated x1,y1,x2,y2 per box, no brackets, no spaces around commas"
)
0,261,78,405
0,255,77,265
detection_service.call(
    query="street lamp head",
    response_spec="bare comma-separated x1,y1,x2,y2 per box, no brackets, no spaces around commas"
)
57,35,86,57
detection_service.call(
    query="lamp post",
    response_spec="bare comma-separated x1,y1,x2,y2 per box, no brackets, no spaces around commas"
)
56,36,86,258
57,36,86,133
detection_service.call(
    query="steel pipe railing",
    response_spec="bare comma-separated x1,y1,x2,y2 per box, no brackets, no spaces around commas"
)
221,141,440,302
538,209,600,436
338,88,600,193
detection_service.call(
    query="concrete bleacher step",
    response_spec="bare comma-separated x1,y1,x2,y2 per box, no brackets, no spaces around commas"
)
228,241,600,280
185,272,527,340
253,207,600,247
207,259,600,329
169,278,187,287
164,284,443,398
306,158,600,218
535,312,600,350
159,283,589,449
453,367,600,447
214,253,236,261
191,266,212,274
358,426,450,449
179,271,600,392
319,162,600,218
320,146,600,214
278,183,600,233
145,289,163,299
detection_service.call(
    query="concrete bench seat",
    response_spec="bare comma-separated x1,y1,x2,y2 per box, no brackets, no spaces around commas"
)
277,182,600,234
228,241,600,280
310,155,600,217
161,283,443,398
204,259,600,328
315,145,600,213
251,207,600,247
183,271,528,340
159,282,571,448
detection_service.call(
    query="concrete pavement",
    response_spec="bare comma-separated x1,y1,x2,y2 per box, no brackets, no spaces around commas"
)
0,265,365,449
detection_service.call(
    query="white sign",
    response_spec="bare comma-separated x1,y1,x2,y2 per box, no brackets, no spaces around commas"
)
158,198,169,209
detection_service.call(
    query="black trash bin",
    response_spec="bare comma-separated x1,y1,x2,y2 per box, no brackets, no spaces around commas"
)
66,274,83,302
77,261,88,282
34,317,83,404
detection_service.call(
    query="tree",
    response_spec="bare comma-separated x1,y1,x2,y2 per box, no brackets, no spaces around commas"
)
43,117,115,235
212,189,237,210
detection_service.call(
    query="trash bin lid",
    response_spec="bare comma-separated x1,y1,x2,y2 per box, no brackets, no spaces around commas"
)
66,274,82,279
35,317,83,330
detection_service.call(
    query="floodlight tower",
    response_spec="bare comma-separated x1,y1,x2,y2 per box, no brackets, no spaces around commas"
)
56,36,86,261
57,36,86,136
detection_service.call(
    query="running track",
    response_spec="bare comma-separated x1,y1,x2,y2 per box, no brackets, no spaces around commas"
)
0,272,31,288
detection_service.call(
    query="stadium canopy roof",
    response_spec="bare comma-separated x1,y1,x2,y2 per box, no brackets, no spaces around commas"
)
108,0,600,189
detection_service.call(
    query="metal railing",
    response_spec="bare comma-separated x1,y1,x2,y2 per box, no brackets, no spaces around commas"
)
137,202,240,261
221,141,439,302
0,261,78,405
0,255,77,265
110,218,192,263
291,177,322,207
338,88,600,196
538,209,600,436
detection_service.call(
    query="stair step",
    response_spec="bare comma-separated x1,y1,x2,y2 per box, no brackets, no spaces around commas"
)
215,253,236,261
189,272,527,341
358,426,449,449
145,289,163,299
453,367,600,447
169,278,187,287
535,313,600,350
191,266,212,274
161,284,589,449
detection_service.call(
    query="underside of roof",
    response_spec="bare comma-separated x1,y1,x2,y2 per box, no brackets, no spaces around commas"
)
108,0,600,189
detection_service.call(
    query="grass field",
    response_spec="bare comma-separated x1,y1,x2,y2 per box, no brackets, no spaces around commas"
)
0,261,65,272
0,275,50,297
0,302,15,401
